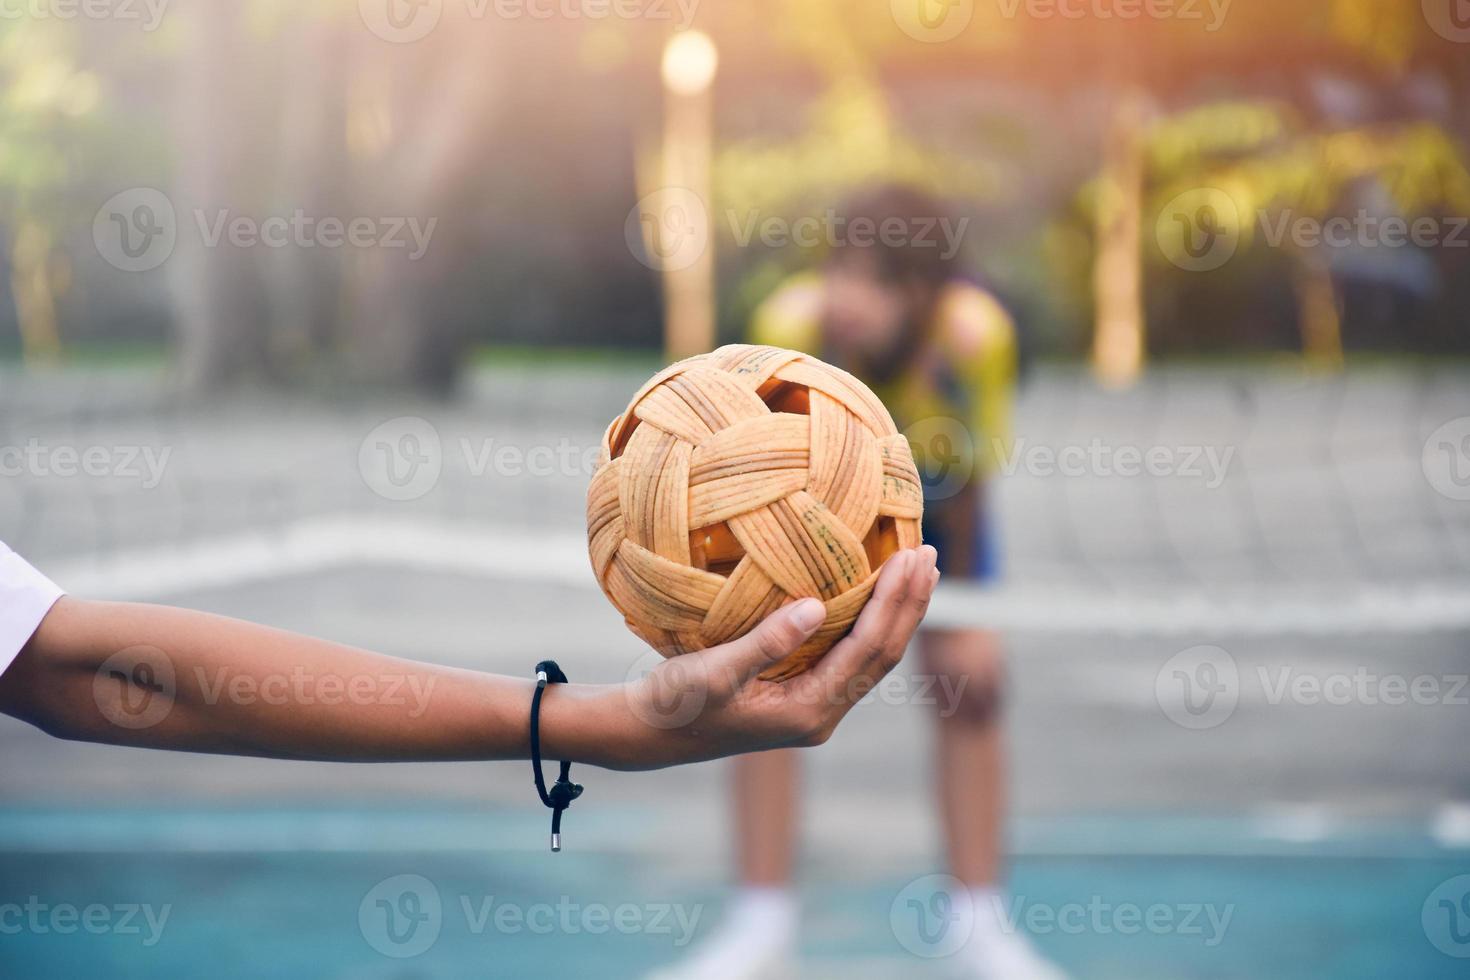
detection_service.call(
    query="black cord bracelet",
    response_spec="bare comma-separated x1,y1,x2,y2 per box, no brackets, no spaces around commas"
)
529,660,583,852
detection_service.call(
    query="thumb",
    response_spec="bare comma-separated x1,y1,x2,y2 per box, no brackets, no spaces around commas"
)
704,598,826,690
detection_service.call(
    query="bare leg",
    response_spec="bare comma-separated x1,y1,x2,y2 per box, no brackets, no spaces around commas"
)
643,750,801,978
733,748,801,885
921,628,1065,978
922,627,1006,886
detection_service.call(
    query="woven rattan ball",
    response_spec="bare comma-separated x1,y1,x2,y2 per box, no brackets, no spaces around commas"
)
586,344,924,681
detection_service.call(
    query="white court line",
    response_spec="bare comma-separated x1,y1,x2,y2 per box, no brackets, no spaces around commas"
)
1431,803,1470,848
0,806,1459,856
43,513,1470,636
1252,805,1338,845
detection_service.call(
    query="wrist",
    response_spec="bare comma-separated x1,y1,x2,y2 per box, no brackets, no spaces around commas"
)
538,683,644,771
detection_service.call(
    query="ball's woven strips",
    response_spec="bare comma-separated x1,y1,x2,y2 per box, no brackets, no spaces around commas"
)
587,345,924,681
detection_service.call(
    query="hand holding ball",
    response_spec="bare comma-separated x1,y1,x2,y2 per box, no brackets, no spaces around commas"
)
586,345,924,681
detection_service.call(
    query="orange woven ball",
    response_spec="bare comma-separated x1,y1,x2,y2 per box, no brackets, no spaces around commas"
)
586,345,924,681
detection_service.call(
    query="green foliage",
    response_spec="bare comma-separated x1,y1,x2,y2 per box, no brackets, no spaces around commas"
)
0,23,99,211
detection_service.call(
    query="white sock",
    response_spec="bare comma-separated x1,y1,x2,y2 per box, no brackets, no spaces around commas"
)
651,887,797,979
968,886,1015,938
716,886,798,946
960,886,1067,979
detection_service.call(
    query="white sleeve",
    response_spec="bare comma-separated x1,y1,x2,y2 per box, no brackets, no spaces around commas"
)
0,541,64,678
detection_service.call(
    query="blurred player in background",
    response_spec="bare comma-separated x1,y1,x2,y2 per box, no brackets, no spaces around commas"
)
649,185,1064,980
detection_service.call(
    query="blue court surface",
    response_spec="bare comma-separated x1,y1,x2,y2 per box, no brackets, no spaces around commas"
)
1,807,1466,978
4,366,1468,978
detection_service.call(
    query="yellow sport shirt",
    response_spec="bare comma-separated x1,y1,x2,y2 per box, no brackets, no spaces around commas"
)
749,272,1017,482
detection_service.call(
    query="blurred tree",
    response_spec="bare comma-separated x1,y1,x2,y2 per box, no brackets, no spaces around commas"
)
165,0,503,392
170,0,272,388
703,0,1470,365
0,22,100,364
338,8,501,390
263,5,350,376
4,0,1468,383
1140,105,1470,359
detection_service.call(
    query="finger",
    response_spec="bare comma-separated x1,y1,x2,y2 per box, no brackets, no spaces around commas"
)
836,545,937,691
697,597,826,694
888,544,939,647
869,545,936,679
806,548,925,698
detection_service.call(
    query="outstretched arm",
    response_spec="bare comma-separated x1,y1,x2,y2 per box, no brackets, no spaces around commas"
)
0,547,937,771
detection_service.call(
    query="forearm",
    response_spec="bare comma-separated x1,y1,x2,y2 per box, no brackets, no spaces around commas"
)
0,544,938,773
0,597,633,768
